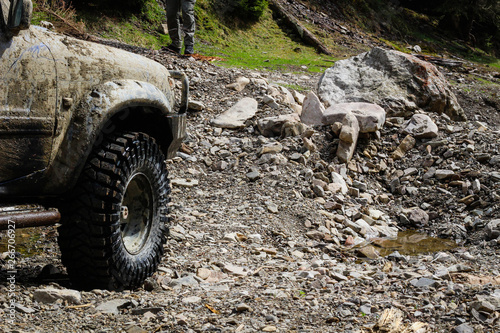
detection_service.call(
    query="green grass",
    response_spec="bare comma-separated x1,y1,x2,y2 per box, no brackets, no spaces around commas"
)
75,0,170,50
32,0,344,73
474,77,498,85
466,54,500,70
194,3,341,72
31,0,499,74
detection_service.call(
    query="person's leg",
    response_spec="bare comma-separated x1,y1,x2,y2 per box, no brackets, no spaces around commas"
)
166,0,182,52
182,0,196,54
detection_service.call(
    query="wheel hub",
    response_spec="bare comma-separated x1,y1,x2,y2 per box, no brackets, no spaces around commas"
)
120,173,154,254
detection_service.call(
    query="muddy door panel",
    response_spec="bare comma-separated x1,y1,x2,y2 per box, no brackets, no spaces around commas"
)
0,29,57,184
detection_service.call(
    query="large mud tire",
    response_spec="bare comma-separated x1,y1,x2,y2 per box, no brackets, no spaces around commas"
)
58,132,170,290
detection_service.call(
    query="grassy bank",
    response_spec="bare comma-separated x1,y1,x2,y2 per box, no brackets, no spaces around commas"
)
31,0,347,73
31,0,499,72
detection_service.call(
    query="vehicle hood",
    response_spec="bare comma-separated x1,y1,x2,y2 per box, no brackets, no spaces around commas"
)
29,25,175,112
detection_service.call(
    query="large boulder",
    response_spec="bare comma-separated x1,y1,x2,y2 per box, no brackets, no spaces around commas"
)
317,47,466,121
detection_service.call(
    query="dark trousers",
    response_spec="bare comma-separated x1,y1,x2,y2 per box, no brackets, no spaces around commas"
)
166,0,196,49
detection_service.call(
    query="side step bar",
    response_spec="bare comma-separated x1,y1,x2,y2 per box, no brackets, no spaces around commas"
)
0,205,60,230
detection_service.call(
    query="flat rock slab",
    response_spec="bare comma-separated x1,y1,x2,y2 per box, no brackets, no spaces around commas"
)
410,277,438,288
323,102,386,132
33,288,81,305
171,178,199,187
211,97,258,128
95,299,132,314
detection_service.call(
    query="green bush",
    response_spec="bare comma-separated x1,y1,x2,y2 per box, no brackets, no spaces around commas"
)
237,0,267,21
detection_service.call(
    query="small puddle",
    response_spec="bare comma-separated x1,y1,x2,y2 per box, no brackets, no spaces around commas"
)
357,230,457,258
0,227,45,257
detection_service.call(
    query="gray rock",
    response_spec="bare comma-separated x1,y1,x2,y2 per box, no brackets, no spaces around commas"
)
490,155,500,165
168,274,199,288
331,272,348,281
410,277,438,288
306,230,325,240
246,171,261,181
263,95,279,109
265,201,279,213
15,304,35,314
337,112,360,163
470,300,496,313
352,180,367,192
391,135,416,160
278,85,295,105
323,102,386,132
402,114,439,138
292,90,306,104
188,100,205,111
435,169,455,180
312,184,325,197
297,271,320,279
317,47,466,120
181,296,202,304
452,323,474,333
223,264,248,276
259,142,283,155
485,219,500,240
33,288,81,305
373,225,398,238
471,179,481,193
236,303,253,312
406,207,429,226
251,77,268,88
490,171,500,181
96,299,133,314
300,91,325,125
211,97,258,128
126,325,148,333
257,114,301,137
171,178,199,187
226,76,250,92
331,172,348,194
359,304,372,315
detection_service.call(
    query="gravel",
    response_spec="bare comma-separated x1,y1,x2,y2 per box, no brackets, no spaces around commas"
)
1,41,499,332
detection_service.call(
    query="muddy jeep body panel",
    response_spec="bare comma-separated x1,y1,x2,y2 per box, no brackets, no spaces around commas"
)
0,0,188,290
0,20,187,197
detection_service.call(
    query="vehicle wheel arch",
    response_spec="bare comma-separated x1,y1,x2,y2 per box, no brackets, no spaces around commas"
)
46,80,177,194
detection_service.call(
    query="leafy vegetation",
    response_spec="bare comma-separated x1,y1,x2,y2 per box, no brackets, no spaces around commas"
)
236,0,268,21
400,0,500,56
30,0,499,72
194,1,342,71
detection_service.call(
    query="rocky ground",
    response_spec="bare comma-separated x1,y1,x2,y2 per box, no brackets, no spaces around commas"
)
2,35,500,333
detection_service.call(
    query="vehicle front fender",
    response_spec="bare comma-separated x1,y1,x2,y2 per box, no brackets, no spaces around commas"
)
45,79,176,194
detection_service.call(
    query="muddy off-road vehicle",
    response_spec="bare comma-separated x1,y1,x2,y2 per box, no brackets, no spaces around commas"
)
0,0,188,289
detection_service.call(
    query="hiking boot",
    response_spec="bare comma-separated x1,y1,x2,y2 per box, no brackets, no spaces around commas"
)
184,46,194,55
162,44,181,54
